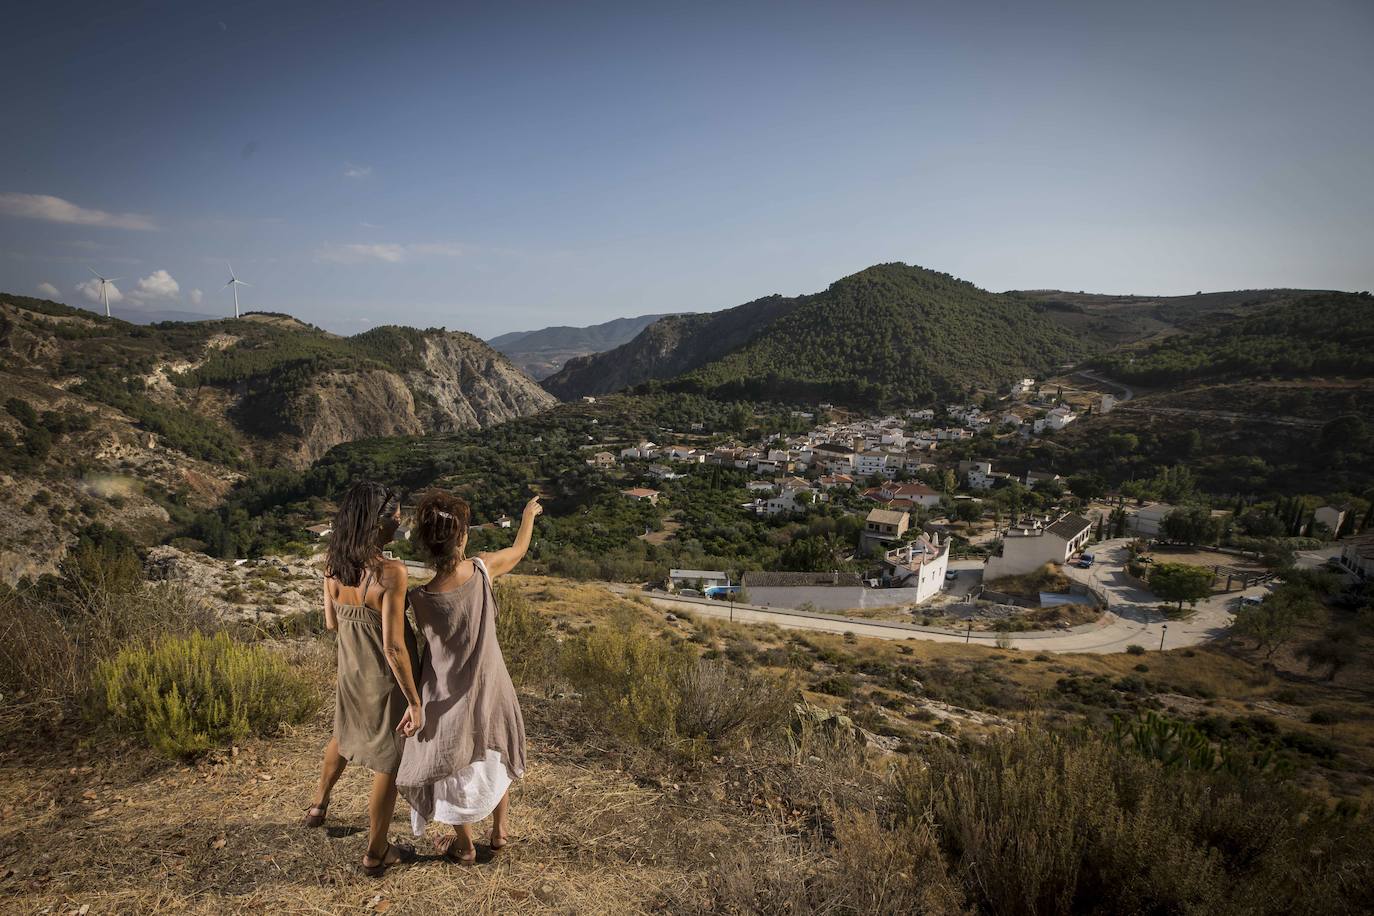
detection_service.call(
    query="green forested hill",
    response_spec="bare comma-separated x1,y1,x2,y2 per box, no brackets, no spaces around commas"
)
668,264,1090,405
1093,292,1374,385
544,263,1091,405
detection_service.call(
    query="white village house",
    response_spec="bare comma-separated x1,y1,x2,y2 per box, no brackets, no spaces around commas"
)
984,513,1095,579
881,532,950,604
667,569,730,592
1338,534,1374,579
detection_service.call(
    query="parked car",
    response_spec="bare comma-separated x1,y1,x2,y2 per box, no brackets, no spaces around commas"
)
678,588,702,598
945,571,959,581
1241,594,1264,607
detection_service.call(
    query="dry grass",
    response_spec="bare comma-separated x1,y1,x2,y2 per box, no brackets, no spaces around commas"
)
4,573,1372,912
0,693,783,914
500,574,665,632
982,563,1073,597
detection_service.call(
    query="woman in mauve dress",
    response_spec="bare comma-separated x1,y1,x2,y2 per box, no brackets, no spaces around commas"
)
396,488,540,864
301,481,424,878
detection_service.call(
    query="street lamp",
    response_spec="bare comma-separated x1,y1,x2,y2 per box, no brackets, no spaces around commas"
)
728,571,736,624
966,621,973,644
1159,623,1167,652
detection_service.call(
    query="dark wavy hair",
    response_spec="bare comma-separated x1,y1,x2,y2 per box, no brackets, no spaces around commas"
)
325,481,400,587
414,489,471,575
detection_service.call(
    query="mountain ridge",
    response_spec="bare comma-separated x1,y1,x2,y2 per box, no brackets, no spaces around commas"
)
543,263,1089,405
490,312,675,379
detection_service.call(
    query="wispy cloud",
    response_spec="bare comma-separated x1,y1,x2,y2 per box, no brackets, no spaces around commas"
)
315,241,463,264
189,288,203,305
0,192,157,230
36,281,60,298
317,243,405,263
343,163,373,179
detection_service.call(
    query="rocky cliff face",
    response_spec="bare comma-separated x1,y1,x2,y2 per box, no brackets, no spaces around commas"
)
264,334,555,466
278,368,427,466
407,332,557,432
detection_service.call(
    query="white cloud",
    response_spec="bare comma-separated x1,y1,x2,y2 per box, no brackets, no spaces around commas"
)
36,281,60,298
0,192,157,230
315,242,462,264
189,288,203,305
134,268,180,299
75,277,124,304
343,163,373,179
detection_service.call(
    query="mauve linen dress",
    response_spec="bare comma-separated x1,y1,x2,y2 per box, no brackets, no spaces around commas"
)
333,567,418,776
397,557,526,831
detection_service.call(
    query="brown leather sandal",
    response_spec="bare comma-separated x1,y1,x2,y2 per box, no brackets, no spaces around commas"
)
361,842,416,878
301,802,328,828
435,833,477,866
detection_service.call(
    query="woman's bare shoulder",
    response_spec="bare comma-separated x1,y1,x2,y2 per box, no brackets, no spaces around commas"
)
377,557,409,587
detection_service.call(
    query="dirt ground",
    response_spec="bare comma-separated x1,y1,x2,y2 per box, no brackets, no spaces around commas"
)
1144,546,1268,592
0,692,769,915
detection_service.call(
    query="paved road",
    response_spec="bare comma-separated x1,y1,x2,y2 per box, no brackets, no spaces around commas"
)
620,538,1271,655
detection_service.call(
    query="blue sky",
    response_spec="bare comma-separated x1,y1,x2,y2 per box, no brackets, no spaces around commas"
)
2,0,1372,338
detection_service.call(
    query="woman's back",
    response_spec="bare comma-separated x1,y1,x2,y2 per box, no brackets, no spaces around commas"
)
331,563,412,775
399,557,526,798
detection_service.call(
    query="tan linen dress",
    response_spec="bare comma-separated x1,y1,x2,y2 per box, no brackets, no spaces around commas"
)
397,557,526,825
333,568,416,776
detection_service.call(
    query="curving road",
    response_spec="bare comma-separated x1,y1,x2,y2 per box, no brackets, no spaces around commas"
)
621,539,1267,655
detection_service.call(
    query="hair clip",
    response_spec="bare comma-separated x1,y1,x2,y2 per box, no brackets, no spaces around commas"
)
435,510,455,520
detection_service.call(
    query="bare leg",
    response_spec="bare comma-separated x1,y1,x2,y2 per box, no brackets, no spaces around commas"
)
489,787,511,848
363,771,398,864
310,737,347,812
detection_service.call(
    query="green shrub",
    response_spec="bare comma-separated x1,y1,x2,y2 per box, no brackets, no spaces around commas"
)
93,631,316,757
0,550,210,719
813,674,856,698
675,658,796,745
493,583,558,689
895,724,1374,916
561,609,693,745
1126,644,1147,655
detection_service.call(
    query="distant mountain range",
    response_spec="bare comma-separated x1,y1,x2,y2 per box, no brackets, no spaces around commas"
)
543,263,1089,405
489,313,673,380
112,304,223,325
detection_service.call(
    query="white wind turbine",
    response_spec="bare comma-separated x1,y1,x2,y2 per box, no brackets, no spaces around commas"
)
223,261,250,318
87,267,121,318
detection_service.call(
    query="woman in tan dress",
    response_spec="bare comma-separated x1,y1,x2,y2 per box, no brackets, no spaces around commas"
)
396,489,540,864
301,481,424,878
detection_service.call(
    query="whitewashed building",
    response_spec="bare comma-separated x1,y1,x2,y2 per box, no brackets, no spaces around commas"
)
985,514,1094,579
